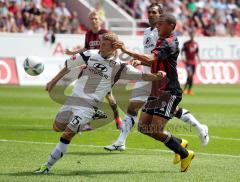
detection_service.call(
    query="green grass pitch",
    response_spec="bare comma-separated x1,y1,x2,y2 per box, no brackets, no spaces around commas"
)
0,85,240,182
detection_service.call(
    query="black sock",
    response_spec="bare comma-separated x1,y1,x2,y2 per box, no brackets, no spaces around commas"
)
188,77,193,90
174,107,182,119
175,137,182,144
164,135,188,159
184,77,190,90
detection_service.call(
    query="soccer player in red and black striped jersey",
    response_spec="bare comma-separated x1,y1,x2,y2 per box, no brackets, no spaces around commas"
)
65,11,122,129
182,32,200,95
114,14,195,172
65,11,108,53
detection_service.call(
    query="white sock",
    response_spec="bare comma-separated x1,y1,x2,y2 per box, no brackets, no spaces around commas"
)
180,109,203,132
114,114,136,145
45,141,69,169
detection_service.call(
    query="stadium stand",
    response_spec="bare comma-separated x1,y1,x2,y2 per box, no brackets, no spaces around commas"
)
0,0,240,36
113,0,240,36
0,0,86,34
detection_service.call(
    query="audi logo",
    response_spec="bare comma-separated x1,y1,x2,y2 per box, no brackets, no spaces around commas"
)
0,60,11,84
93,63,108,72
196,62,239,84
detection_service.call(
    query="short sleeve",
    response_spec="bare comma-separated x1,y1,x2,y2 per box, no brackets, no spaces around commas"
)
65,51,91,70
120,65,143,80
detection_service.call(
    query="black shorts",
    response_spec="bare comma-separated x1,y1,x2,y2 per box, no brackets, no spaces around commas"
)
142,93,182,120
186,64,196,74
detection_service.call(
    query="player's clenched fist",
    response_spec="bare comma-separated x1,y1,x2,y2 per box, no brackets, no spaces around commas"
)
156,71,166,79
46,80,55,92
131,59,141,67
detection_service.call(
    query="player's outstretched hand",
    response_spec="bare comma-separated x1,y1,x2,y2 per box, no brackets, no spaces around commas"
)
46,81,55,92
132,59,141,67
113,41,126,52
156,71,166,80
65,48,74,55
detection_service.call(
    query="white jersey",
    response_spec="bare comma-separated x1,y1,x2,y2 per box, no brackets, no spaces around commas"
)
142,27,158,73
130,27,158,102
65,50,143,106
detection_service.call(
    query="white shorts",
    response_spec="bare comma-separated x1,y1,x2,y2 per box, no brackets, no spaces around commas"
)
130,81,151,102
55,93,95,133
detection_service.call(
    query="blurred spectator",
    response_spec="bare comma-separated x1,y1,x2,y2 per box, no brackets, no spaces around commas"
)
1,0,240,36
8,0,18,14
135,0,150,19
187,0,197,13
28,2,41,16
69,11,84,34
54,2,70,17
95,2,106,22
0,0,8,17
0,0,86,34
114,0,240,36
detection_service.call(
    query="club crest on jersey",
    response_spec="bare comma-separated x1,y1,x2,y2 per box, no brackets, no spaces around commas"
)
144,37,155,49
145,37,151,44
93,63,108,72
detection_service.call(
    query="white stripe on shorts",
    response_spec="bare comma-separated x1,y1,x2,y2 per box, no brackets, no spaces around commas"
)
165,95,176,117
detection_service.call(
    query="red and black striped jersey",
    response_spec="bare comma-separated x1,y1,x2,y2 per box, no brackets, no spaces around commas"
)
182,40,199,65
151,34,181,96
84,29,108,50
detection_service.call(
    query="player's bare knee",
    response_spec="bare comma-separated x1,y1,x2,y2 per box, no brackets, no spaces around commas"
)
62,127,76,141
53,122,60,132
127,107,137,117
53,121,66,132
106,92,116,105
127,102,142,116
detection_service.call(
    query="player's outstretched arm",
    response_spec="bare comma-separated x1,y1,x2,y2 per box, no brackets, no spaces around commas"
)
132,59,151,67
46,67,70,92
142,71,166,81
65,48,87,55
113,41,155,65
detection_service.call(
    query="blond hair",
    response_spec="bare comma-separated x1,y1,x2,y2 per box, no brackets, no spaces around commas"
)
101,32,118,43
88,10,100,19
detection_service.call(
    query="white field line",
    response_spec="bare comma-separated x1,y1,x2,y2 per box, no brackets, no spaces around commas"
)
1,124,240,141
0,139,239,159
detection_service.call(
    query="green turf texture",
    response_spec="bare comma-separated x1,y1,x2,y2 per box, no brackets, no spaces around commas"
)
0,85,240,182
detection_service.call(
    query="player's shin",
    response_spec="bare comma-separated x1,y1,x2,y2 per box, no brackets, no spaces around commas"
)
115,114,136,145
45,137,70,169
109,102,122,129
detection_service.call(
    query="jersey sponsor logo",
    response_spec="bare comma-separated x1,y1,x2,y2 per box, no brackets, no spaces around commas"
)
89,41,100,47
89,65,109,79
89,58,99,62
196,62,239,84
93,63,108,72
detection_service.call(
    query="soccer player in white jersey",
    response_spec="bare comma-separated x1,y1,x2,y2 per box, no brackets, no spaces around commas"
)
34,32,166,174
104,4,209,155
